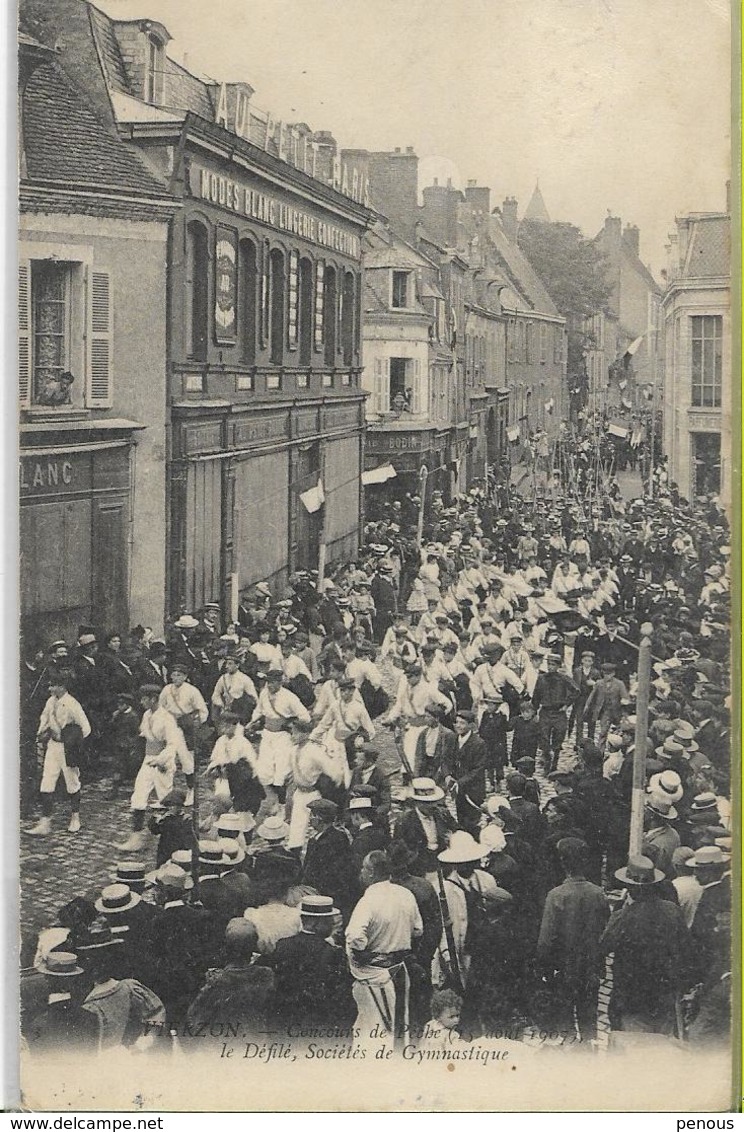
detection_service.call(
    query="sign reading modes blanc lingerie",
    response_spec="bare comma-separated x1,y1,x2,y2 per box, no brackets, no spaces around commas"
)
191,166,362,259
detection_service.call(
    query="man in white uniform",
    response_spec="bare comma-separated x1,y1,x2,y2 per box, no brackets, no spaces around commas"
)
159,663,209,805
116,684,185,851
249,669,311,809
27,670,90,836
384,663,452,774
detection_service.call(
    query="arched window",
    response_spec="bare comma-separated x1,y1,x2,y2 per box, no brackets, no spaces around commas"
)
323,266,337,368
269,248,285,366
238,238,257,365
185,220,209,361
298,257,314,366
342,271,355,366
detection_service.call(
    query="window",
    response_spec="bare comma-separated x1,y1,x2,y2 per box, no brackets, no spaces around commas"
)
298,258,314,366
691,432,721,495
19,259,112,409
342,272,355,366
691,315,722,407
144,35,164,106
185,221,209,361
553,326,564,363
391,270,410,309
269,248,285,365
539,323,548,363
238,238,257,365
323,266,337,367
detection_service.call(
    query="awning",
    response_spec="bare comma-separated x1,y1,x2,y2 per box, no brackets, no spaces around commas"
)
362,463,397,486
300,478,325,513
625,335,644,356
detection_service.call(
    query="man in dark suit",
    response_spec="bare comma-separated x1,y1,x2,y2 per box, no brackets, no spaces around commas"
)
370,562,398,643
261,896,355,1033
135,641,169,689
442,710,487,833
348,796,388,876
413,705,457,782
146,864,221,1027
349,743,392,823
394,779,457,876
505,771,546,846
184,919,275,1048
302,799,357,922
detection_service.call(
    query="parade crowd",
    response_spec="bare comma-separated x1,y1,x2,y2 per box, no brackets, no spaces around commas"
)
20,438,732,1060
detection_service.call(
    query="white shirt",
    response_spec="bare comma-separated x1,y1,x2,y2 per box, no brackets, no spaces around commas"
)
211,670,258,710
38,693,91,741
140,706,184,762
470,661,524,707
252,686,311,725
159,682,208,724
207,727,257,772
387,677,452,723
346,880,422,963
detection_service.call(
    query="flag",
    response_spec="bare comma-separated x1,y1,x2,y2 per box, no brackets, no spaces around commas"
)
362,464,397,486
608,423,629,439
300,478,325,513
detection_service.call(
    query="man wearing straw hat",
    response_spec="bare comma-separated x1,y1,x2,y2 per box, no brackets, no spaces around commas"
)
25,952,99,1055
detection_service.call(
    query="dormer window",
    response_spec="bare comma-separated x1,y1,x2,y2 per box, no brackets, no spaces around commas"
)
391,270,411,309
144,33,165,105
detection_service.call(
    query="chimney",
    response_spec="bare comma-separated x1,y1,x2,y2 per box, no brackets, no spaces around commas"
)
366,148,419,242
604,215,622,248
677,217,690,267
421,180,458,246
501,196,518,243
623,224,640,257
465,180,491,216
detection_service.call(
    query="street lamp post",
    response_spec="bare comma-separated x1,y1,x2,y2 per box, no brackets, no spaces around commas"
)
628,622,653,857
416,464,429,549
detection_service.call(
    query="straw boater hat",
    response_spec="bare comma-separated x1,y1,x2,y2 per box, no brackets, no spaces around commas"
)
174,615,199,630
688,845,730,868
300,895,339,920
689,792,719,814
219,838,246,867
146,862,194,890
479,825,507,854
644,794,677,822
438,830,484,864
198,840,226,871
95,883,141,915
615,855,664,887
256,813,290,842
409,777,445,804
647,770,684,805
111,862,147,888
37,951,85,978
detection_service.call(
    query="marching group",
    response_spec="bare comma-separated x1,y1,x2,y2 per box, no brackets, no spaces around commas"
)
20,446,733,1059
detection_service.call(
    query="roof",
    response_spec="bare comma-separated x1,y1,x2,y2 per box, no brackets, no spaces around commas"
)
622,246,661,294
682,215,730,279
487,216,561,316
22,60,170,198
524,182,551,223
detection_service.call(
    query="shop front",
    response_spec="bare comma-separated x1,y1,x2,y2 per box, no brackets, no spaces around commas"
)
20,424,141,646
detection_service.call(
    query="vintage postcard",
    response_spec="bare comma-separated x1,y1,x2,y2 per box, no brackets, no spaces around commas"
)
17,0,736,1112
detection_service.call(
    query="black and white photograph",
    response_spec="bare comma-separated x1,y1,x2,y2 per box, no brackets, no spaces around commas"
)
16,0,736,1112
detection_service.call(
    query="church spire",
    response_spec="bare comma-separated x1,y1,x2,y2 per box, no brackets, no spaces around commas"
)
524,180,551,223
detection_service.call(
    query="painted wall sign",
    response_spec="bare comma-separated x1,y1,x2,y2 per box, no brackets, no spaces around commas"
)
190,165,362,260
215,226,238,342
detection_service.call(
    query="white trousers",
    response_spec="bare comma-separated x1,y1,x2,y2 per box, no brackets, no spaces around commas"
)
130,758,176,811
40,740,80,795
286,787,321,850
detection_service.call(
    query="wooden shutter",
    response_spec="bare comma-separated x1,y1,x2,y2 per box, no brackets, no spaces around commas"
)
412,358,422,414
19,262,31,407
373,357,383,413
87,268,113,407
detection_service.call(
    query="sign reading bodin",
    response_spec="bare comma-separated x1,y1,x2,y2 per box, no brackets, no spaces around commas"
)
190,165,362,260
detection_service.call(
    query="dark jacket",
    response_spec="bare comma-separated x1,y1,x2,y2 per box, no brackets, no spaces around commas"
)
184,963,275,1045
413,724,457,781
537,876,610,985
25,999,100,1055
262,931,355,1031
394,805,457,876
442,731,488,804
302,825,357,920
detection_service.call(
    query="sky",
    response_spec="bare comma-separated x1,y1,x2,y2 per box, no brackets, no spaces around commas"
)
96,0,732,276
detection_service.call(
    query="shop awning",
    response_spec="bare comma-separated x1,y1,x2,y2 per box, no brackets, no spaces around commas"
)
362,463,397,486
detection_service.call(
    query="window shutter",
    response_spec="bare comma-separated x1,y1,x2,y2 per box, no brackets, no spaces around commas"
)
87,268,113,407
373,357,383,413
19,262,31,407
412,358,422,414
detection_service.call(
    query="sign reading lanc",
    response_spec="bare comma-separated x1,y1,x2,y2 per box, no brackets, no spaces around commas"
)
190,165,362,260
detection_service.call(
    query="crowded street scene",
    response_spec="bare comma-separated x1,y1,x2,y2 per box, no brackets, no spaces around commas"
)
17,0,733,1113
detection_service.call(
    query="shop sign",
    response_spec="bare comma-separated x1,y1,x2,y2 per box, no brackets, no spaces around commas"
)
215,226,238,342
191,165,362,260
20,452,91,496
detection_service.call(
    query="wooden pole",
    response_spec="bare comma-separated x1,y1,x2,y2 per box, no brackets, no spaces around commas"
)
416,464,429,549
628,622,653,857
